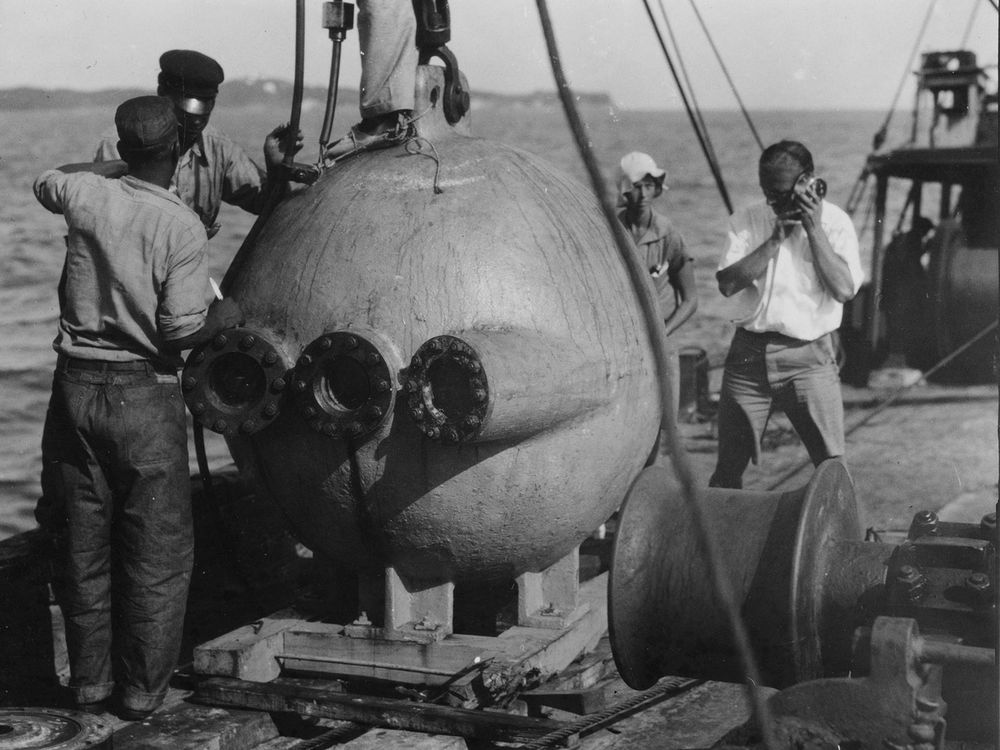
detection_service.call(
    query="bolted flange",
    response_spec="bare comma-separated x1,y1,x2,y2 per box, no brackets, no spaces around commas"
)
182,326,292,436
406,334,489,444
291,331,397,440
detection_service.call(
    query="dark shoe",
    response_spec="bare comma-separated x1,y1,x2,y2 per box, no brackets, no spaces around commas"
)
117,705,154,722
323,111,413,163
76,700,110,715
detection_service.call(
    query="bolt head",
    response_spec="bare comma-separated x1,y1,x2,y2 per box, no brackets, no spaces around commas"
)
271,377,286,393
263,351,279,366
190,402,206,415
212,419,227,433
240,419,257,433
319,337,332,350
263,403,278,418
212,334,228,350
239,335,257,351
966,572,991,591
181,376,197,391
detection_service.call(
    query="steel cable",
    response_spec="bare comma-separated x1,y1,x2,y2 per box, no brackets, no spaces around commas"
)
533,2,777,748
519,677,704,749
765,318,1000,492
685,0,764,151
641,0,734,214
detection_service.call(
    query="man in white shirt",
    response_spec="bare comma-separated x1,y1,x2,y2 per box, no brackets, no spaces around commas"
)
709,140,863,489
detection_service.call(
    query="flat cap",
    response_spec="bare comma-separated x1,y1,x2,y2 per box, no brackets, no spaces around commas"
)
115,95,178,152
158,49,224,98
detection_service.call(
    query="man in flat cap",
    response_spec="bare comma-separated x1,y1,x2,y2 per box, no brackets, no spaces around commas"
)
94,49,300,238
35,95,242,720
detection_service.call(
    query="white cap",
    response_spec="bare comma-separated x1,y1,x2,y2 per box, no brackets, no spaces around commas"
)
618,152,667,198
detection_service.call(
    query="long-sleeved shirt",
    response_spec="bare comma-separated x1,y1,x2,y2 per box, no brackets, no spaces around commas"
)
34,170,209,368
95,124,271,237
717,200,863,340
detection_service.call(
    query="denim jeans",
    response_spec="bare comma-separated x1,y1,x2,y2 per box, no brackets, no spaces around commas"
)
709,329,845,489
41,359,192,712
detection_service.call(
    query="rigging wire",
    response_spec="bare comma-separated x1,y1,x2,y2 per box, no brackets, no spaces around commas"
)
532,2,776,748
641,0,734,214
686,0,765,151
765,318,1000,492
960,0,980,47
653,0,721,171
873,0,939,151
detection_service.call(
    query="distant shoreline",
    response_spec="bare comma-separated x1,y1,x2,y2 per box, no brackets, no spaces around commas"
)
0,81,889,113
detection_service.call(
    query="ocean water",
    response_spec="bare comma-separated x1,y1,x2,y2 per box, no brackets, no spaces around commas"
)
0,102,896,539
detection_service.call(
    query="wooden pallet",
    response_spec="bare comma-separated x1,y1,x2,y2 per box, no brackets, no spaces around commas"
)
194,571,608,710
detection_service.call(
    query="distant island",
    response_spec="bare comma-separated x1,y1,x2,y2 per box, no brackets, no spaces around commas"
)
0,79,616,112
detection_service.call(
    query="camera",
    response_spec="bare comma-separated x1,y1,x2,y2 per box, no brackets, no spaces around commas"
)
794,173,827,200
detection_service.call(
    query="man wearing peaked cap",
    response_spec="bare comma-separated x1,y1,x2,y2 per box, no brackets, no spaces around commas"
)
34,94,244,721
95,50,302,239
158,49,225,99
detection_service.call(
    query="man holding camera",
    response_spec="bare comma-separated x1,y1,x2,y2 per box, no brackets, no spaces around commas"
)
709,140,863,489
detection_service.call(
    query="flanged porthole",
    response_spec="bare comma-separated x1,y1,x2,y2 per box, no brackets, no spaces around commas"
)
291,331,396,439
182,327,292,436
405,334,488,444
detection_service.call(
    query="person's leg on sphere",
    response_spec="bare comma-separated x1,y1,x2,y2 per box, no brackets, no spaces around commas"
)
358,0,418,121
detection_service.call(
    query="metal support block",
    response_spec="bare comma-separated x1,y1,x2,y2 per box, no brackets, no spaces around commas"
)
382,565,454,642
517,547,586,629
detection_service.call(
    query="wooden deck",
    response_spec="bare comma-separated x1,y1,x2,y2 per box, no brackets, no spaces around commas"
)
1,379,995,748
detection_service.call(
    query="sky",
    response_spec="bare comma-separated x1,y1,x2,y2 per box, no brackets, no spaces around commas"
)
0,0,997,111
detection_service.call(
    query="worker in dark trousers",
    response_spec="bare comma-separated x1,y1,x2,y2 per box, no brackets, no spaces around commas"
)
35,96,242,719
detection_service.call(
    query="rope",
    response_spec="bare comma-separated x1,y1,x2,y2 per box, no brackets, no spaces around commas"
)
532,3,777,749
765,318,999,492
686,0,765,151
960,0,980,47
873,0,938,151
653,0,722,171
518,677,704,749
641,0,734,215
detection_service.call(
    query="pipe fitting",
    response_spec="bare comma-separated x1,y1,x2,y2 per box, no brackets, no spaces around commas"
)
405,329,610,445
406,334,490,444
182,326,292,436
292,330,399,440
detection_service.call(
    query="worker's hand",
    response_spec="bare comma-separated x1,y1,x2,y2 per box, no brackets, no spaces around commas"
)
793,181,823,231
264,124,304,171
207,296,245,330
770,216,795,243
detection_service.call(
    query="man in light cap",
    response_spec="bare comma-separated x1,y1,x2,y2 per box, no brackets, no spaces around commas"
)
94,49,301,238
34,95,242,720
710,140,863,488
617,151,697,412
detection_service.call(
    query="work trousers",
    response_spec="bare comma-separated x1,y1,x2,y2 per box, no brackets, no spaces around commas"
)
358,0,418,117
40,358,192,712
709,329,845,489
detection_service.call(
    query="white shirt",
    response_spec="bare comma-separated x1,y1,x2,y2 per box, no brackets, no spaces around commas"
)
717,200,863,340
